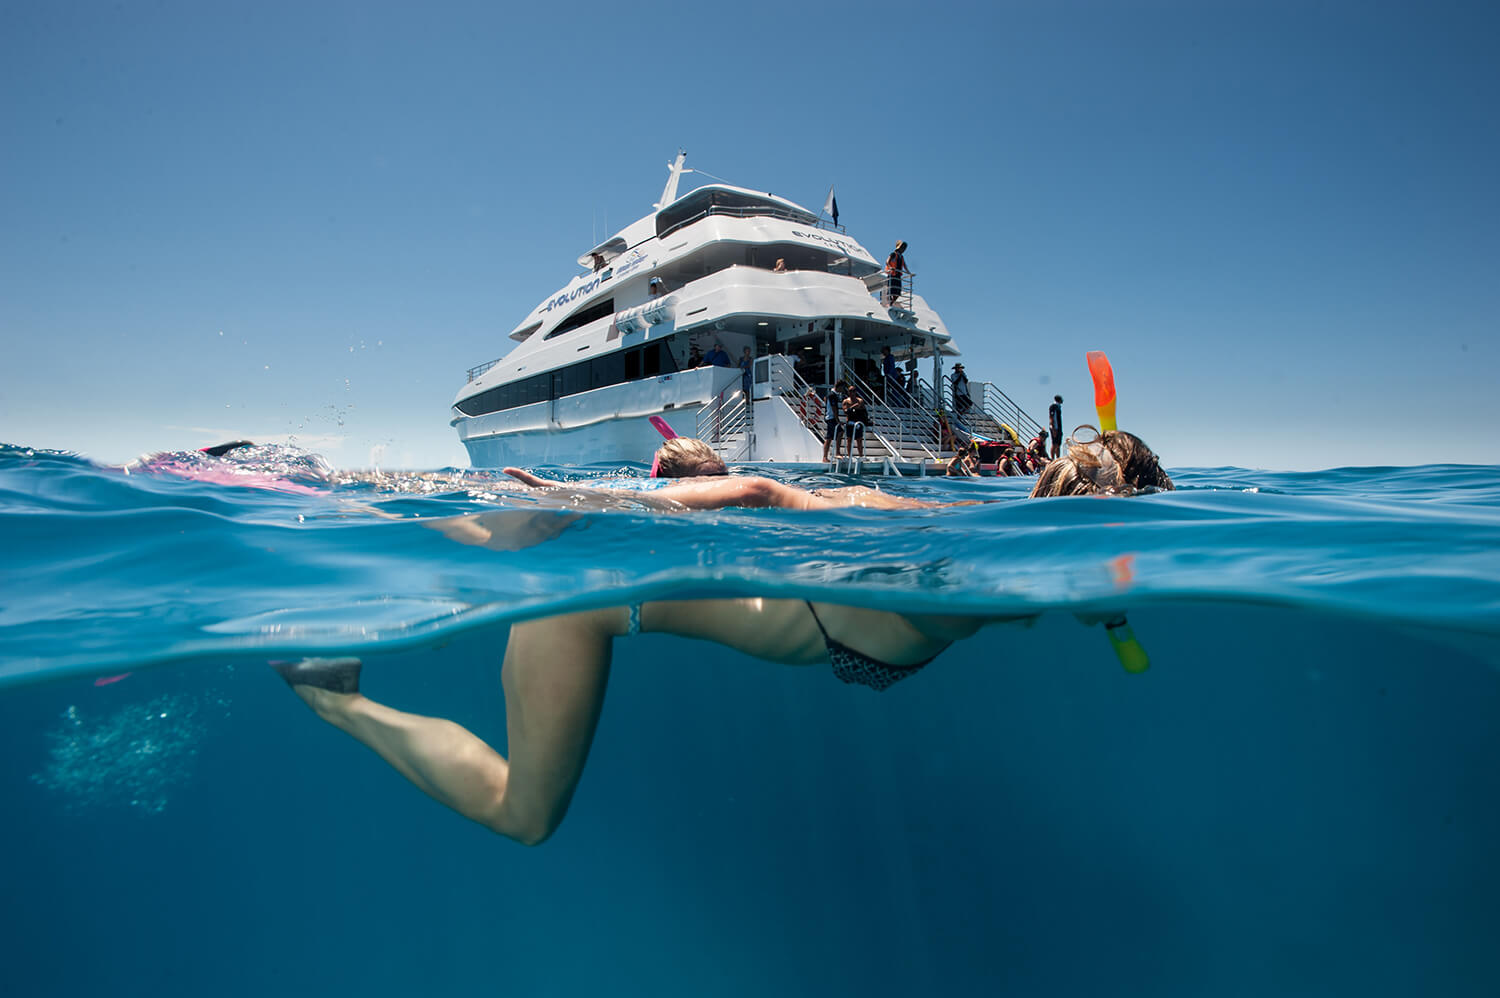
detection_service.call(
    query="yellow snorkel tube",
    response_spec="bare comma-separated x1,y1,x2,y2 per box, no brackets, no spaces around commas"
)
1085,351,1148,672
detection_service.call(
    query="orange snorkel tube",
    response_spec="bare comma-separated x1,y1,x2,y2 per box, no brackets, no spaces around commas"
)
1083,351,1149,673
1086,351,1118,433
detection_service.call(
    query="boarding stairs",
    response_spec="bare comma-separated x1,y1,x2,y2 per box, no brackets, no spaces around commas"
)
785,368,947,474
697,383,754,462
942,379,1045,445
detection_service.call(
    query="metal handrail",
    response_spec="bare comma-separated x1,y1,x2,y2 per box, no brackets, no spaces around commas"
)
978,383,1044,441
466,358,501,383
785,366,828,433
697,385,752,461
860,271,917,310
853,369,944,461
933,374,1043,445
841,369,938,464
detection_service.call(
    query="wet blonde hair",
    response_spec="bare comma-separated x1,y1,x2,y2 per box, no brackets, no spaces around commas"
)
1029,427,1173,498
654,437,728,478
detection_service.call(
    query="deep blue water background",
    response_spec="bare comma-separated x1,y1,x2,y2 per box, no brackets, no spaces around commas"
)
1,444,1497,996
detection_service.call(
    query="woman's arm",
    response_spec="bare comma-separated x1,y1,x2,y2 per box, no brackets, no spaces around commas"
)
501,469,833,511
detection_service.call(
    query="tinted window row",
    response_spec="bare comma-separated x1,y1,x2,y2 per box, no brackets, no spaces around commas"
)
456,341,681,417
545,297,614,340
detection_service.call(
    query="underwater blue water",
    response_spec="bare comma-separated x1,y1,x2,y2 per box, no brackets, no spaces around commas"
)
1,443,1497,996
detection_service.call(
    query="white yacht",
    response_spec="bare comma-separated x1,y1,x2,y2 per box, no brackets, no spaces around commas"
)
451,153,1041,472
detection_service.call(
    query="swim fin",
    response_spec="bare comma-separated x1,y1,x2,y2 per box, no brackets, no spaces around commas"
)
271,657,363,694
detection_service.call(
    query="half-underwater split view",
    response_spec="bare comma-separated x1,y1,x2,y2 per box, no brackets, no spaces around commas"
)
2,445,1498,995
5,2,1500,996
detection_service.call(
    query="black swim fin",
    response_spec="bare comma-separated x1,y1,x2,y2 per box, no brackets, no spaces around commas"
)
201,440,255,457
271,657,362,694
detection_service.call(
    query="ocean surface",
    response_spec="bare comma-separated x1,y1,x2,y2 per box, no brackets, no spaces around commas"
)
1,442,1497,997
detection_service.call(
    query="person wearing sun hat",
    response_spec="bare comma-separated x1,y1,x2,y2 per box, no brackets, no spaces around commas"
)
950,362,972,415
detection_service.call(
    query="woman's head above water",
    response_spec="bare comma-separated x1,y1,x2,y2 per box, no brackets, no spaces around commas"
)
1029,427,1173,498
653,437,728,478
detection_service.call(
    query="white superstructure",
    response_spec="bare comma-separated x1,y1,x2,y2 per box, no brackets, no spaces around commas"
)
452,153,1040,471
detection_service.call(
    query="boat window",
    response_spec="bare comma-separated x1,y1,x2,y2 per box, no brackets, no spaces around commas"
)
545,297,615,340
592,351,624,389
656,188,817,239
454,340,684,417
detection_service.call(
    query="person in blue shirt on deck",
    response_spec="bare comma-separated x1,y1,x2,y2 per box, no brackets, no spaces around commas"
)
703,342,731,367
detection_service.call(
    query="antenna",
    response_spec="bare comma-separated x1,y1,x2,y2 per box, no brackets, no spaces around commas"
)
655,149,690,209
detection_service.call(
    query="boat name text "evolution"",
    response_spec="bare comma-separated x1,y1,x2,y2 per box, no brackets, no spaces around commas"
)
791,230,859,257
541,275,605,313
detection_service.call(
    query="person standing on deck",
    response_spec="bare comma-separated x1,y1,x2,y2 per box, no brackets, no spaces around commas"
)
881,346,902,404
951,363,973,416
1048,395,1064,459
842,383,870,459
885,241,912,307
739,346,754,400
821,381,846,462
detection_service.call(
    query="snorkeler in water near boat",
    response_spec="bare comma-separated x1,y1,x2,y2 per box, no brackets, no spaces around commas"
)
276,429,1171,844
274,356,1169,844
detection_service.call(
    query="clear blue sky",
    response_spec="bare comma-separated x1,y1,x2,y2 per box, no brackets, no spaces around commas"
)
3,0,1496,470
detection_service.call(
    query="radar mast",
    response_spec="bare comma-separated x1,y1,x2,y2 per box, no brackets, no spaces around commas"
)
655,149,690,209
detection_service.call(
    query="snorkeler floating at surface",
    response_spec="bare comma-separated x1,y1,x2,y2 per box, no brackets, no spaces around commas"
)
274,355,1170,844
505,436,948,511
276,429,1172,844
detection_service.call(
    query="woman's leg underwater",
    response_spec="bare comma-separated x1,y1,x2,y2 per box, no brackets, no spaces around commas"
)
278,607,621,845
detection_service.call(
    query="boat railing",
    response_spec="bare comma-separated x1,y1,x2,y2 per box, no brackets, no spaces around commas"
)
466,358,501,383
977,382,1045,442
841,369,939,465
784,365,829,434
659,204,834,240
908,375,939,412
697,383,752,461
859,271,916,311
934,376,1043,444
762,353,805,400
